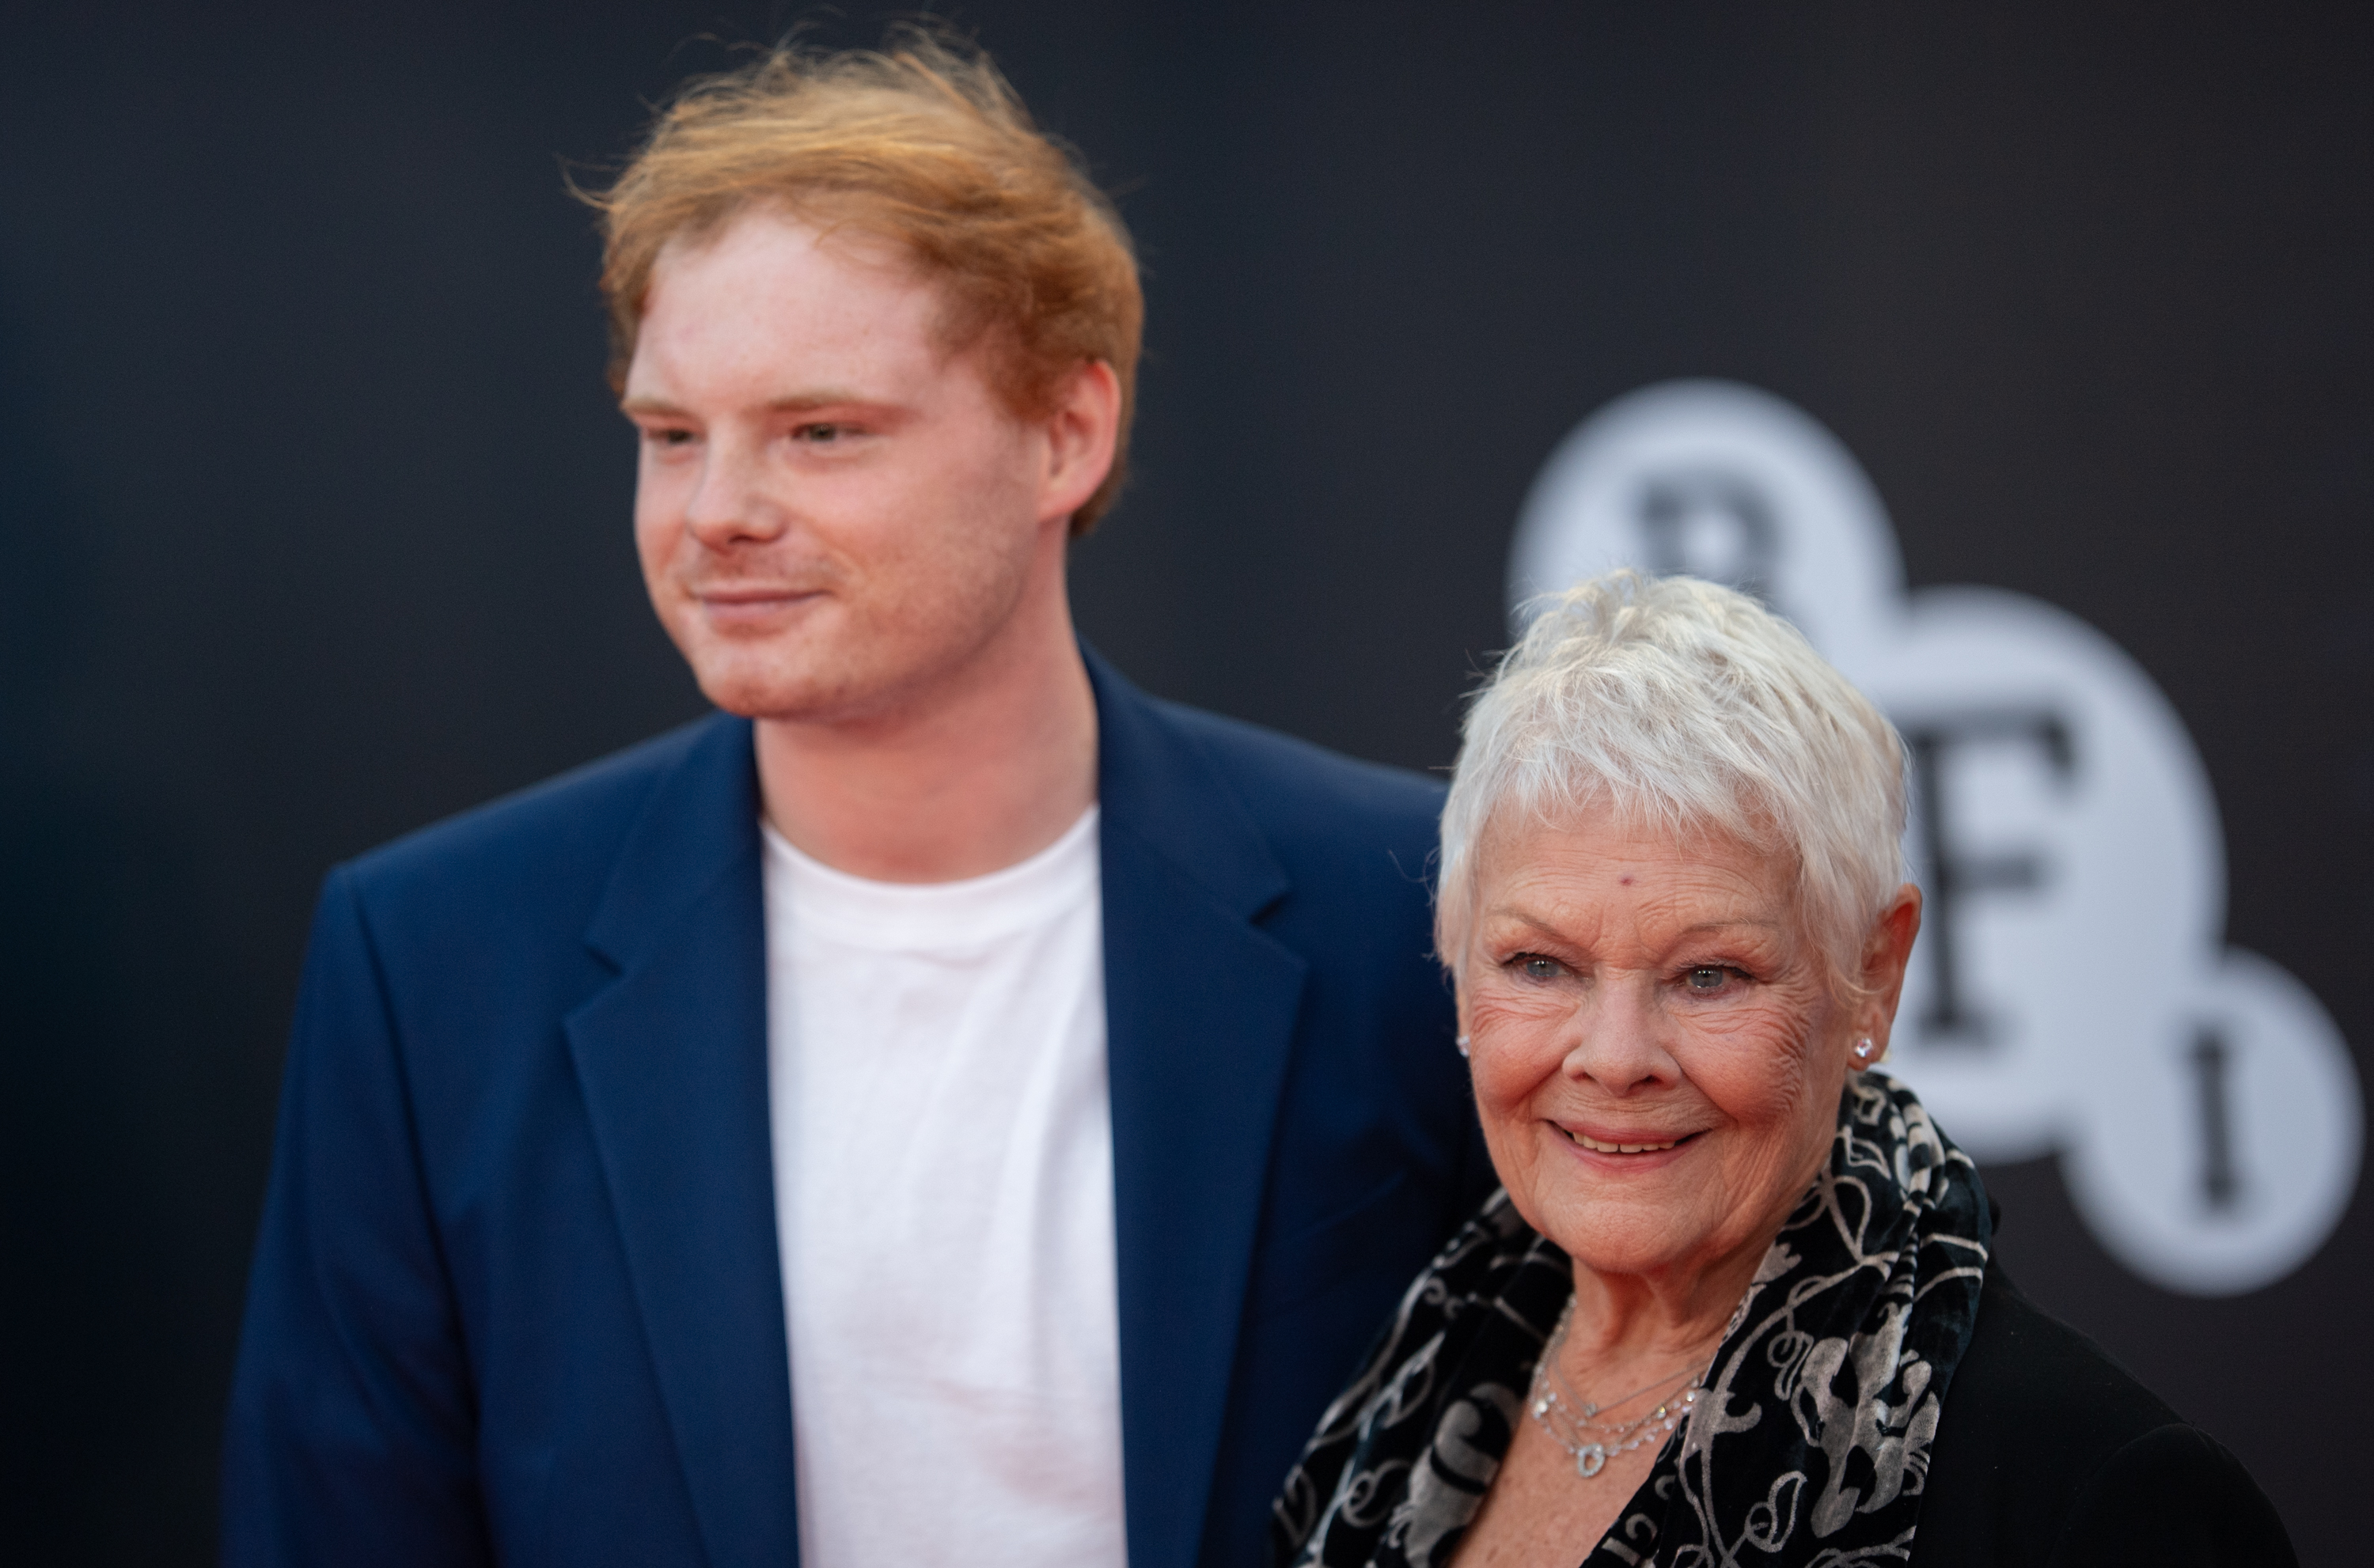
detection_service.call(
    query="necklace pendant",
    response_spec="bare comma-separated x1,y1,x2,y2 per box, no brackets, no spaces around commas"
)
1575,1443,1607,1479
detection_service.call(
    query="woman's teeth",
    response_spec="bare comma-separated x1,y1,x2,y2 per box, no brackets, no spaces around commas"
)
1569,1130,1681,1154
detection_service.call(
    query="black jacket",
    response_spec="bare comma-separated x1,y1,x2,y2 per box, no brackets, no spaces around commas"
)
1913,1258,2296,1566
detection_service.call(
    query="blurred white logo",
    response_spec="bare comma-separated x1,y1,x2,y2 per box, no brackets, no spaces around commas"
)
1507,379,2362,1297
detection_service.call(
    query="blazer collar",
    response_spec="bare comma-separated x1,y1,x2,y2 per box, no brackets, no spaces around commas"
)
1086,645,1291,921
582,714,760,971
567,715,800,1568
1090,649,1308,1568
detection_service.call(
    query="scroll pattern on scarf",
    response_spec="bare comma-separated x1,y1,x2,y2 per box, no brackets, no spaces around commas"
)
1272,1074,1990,1568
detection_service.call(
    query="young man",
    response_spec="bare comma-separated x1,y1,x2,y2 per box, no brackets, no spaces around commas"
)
223,35,1491,1568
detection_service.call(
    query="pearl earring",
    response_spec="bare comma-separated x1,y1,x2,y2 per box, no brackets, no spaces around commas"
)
1456,1034,1472,1059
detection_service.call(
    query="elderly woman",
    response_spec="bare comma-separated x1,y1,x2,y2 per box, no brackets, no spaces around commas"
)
1273,572,2292,1568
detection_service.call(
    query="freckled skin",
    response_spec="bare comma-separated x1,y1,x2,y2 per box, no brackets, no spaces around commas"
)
1447,806,1921,1566
624,207,1071,727
616,206,1119,881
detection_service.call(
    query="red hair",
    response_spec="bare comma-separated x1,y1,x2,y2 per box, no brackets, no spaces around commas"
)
585,28,1143,532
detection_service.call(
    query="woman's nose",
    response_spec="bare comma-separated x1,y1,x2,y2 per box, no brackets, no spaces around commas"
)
1560,983,1675,1092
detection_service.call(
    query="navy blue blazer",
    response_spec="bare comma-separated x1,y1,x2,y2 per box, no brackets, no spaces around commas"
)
224,652,1496,1568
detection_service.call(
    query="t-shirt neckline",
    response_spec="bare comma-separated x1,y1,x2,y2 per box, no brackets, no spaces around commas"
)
760,805,1100,948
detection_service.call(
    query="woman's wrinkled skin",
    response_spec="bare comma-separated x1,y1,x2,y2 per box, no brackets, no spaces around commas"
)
1447,802,1921,1566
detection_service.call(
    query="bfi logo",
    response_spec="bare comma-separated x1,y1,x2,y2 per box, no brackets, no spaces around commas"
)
1507,381,2361,1297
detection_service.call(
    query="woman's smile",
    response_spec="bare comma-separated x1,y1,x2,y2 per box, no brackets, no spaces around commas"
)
1554,1124,1702,1157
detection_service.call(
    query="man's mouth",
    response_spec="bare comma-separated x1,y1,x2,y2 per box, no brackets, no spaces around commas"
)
688,585,827,625
694,584,820,604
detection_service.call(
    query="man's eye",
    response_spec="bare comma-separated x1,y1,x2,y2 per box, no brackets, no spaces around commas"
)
797,422,851,444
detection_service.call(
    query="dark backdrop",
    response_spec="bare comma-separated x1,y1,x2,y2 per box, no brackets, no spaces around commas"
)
5,3,2368,1562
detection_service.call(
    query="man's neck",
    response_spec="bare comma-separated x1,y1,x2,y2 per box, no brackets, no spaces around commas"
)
752,609,1099,885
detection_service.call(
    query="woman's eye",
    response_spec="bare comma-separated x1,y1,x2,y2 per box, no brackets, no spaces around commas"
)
1685,965,1733,992
1519,956,1562,982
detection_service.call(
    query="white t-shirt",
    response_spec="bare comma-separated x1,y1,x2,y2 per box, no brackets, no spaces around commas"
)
763,807,1126,1568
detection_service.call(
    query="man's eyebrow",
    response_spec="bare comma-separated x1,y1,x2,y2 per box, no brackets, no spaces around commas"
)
617,391,898,417
764,389,875,413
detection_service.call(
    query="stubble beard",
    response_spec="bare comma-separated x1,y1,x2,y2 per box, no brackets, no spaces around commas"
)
680,556,1044,734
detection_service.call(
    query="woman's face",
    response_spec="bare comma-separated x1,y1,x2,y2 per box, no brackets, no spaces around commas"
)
1456,804,1908,1289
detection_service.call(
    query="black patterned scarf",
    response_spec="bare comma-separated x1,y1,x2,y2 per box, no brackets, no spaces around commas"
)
1272,1073,1991,1568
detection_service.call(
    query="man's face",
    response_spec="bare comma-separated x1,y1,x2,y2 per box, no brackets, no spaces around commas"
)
623,206,1067,726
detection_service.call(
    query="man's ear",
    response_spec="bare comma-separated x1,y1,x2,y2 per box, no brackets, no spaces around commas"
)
1036,359,1121,527
1860,883,1924,1055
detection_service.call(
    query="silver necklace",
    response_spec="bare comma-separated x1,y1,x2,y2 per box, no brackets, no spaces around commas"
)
1526,1301,1712,1479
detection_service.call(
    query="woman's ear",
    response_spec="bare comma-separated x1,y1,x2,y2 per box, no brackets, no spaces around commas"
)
1859,884,1924,1055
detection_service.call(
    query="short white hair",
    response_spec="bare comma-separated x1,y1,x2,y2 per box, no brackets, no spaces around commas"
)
1436,570,1908,996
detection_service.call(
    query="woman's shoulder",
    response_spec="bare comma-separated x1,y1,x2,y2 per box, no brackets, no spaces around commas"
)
1913,1259,2296,1567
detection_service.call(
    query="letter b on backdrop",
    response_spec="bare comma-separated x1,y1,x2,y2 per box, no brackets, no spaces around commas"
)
1507,381,2361,1296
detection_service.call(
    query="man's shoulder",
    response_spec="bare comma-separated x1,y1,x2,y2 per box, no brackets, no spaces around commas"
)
1094,680,1449,942
1143,695,1445,843
341,713,744,911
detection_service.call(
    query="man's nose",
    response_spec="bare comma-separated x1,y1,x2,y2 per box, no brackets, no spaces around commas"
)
683,437,788,548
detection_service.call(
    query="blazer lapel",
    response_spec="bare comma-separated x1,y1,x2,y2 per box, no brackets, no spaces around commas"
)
558,670,1304,1568
563,715,798,1568
1090,652,1307,1568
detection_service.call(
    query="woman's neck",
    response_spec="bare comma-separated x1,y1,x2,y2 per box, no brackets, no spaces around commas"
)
1559,1238,1765,1373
